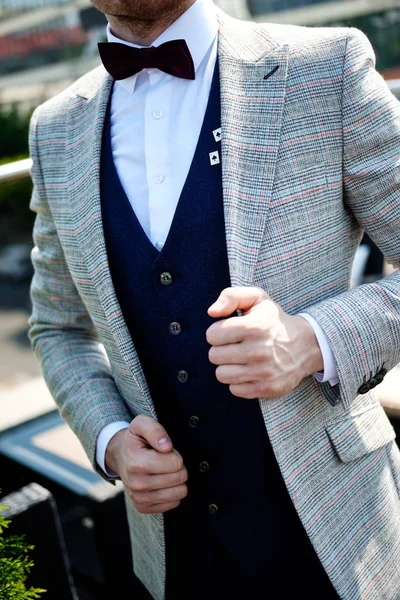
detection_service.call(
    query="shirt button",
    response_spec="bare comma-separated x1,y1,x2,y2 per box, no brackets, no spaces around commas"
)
177,370,189,384
153,174,164,184
199,461,210,473
160,272,173,286
169,322,182,336
208,503,219,515
155,241,164,251
189,415,200,428
152,109,164,119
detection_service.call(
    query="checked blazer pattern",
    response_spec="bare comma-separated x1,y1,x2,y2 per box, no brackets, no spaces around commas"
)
28,9,400,600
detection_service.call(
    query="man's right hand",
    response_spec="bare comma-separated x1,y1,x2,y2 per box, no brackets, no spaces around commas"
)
105,415,188,514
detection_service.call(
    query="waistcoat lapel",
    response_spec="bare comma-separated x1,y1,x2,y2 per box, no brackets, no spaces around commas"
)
66,69,154,415
217,10,289,287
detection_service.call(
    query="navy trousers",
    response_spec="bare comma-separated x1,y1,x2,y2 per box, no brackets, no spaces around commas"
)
163,511,339,600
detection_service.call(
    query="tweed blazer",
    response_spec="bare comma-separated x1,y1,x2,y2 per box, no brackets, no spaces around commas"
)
29,9,400,600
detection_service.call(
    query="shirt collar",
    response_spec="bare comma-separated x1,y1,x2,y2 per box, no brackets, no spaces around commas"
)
106,0,218,94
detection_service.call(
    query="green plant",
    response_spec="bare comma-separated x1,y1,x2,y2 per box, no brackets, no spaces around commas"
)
0,501,46,599
0,105,31,161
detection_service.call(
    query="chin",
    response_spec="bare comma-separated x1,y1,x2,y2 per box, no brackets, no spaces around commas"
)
91,0,190,21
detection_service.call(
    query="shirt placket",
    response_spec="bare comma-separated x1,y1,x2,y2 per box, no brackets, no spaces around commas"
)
145,70,170,249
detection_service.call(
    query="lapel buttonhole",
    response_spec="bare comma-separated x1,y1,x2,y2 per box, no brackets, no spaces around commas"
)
264,65,279,81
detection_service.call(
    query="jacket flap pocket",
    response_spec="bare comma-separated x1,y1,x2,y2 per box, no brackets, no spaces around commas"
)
325,404,396,463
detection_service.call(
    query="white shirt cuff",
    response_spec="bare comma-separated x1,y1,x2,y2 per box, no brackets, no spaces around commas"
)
96,421,130,478
298,313,339,387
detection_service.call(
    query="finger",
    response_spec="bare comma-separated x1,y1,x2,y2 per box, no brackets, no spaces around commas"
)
215,364,255,385
229,382,264,400
130,414,173,453
208,286,268,318
129,448,185,476
209,342,251,365
134,484,188,508
206,316,246,346
128,468,189,493
136,500,182,514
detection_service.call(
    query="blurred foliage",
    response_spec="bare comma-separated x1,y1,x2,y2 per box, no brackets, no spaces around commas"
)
0,105,34,238
356,10,400,72
0,500,46,599
0,175,34,234
330,9,400,73
0,105,31,160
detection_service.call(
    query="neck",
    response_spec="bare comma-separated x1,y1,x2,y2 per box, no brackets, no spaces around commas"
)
107,0,196,46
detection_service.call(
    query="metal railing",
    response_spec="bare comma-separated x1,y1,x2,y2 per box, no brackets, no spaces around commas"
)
0,158,32,184
388,79,400,98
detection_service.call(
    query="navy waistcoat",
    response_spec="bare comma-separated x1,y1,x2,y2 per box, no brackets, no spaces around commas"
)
100,65,336,593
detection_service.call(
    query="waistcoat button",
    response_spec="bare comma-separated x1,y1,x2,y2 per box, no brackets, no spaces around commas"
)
169,322,182,336
160,272,173,286
199,461,210,473
177,370,189,383
189,415,200,428
208,503,219,515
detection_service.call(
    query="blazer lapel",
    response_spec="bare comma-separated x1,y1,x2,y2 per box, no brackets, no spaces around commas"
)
67,69,155,416
217,11,289,287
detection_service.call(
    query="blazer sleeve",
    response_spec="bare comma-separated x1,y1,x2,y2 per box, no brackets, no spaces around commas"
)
302,28,400,410
28,108,134,481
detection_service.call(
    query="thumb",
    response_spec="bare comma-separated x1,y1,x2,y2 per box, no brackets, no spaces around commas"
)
130,414,173,453
208,286,268,318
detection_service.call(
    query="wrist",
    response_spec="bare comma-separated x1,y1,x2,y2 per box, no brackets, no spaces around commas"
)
294,315,324,376
105,427,128,474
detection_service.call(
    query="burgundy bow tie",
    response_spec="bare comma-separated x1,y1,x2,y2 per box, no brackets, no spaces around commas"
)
98,39,195,81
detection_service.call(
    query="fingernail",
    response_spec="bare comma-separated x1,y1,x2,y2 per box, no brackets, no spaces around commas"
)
158,436,171,450
210,300,224,311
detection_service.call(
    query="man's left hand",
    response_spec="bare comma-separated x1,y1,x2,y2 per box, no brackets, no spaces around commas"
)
206,287,324,400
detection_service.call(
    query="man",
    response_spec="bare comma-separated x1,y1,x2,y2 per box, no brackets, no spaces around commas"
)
28,0,400,598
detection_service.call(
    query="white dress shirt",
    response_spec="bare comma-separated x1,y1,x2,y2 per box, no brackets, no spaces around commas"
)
96,0,338,477
107,0,218,250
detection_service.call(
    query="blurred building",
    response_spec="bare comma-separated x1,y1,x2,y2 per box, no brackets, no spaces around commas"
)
0,0,105,108
0,0,96,76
